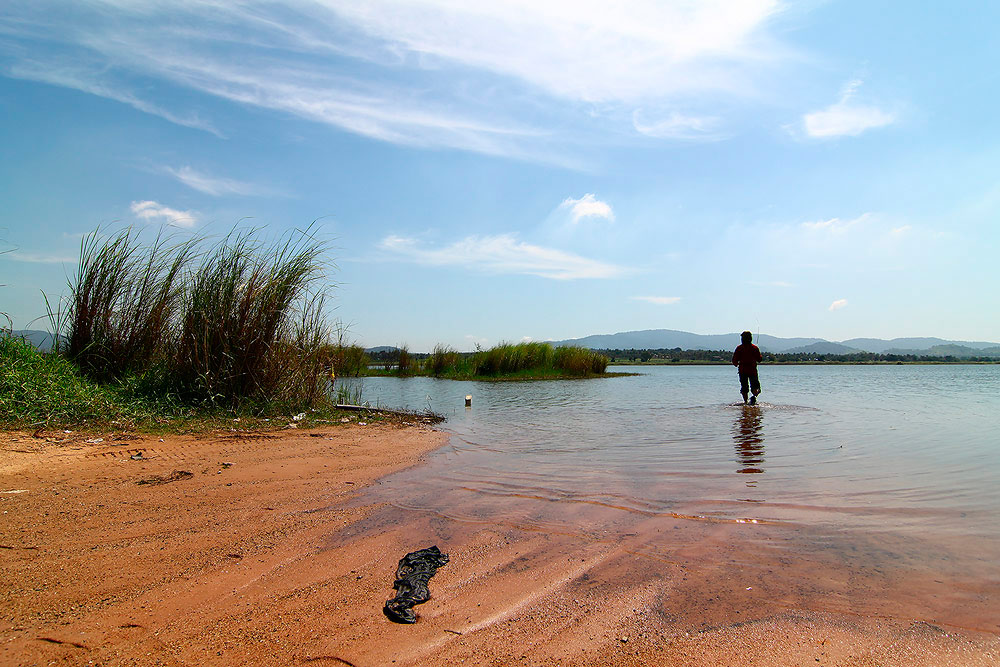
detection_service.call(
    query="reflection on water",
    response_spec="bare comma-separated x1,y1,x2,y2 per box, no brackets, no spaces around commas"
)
732,405,765,481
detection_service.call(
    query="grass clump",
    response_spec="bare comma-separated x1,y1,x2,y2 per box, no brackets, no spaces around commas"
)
172,228,328,407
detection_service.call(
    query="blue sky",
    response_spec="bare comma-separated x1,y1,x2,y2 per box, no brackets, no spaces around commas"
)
2,1,998,351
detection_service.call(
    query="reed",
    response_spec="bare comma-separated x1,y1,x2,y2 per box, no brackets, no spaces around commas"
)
59,227,195,382
48,224,336,411
427,344,461,376
325,324,370,377
553,345,609,375
173,226,331,407
472,341,555,376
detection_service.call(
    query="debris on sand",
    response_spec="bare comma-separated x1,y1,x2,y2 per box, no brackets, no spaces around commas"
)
383,545,449,624
136,470,194,486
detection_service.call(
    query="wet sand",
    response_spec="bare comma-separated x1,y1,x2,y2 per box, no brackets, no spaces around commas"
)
2,425,998,666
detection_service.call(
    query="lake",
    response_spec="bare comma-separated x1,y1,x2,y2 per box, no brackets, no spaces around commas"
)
338,364,1000,631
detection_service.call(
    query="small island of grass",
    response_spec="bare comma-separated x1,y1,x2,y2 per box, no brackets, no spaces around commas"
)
331,341,617,381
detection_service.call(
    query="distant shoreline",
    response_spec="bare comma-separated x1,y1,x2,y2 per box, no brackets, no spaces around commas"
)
610,359,1000,366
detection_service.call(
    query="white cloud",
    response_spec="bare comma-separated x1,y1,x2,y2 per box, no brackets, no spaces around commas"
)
630,295,681,305
379,234,628,280
329,0,782,104
803,79,896,138
560,194,615,223
828,298,848,312
165,166,279,197
891,225,912,235
130,200,198,227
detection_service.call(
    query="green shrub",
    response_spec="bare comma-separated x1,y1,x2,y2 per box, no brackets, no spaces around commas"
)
327,343,370,377
396,345,413,375
0,335,124,425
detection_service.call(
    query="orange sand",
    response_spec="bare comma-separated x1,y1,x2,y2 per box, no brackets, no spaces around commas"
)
1,425,997,666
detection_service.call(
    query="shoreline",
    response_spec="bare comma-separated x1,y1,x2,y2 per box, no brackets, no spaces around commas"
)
2,425,998,666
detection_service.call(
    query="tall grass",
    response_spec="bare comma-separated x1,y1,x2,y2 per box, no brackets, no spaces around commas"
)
59,228,194,382
427,344,462,376
554,345,609,375
472,341,555,376
49,225,336,411
173,227,329,406
414,341,608,378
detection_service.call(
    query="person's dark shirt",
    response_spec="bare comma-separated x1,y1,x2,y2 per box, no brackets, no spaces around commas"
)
732,343,762,373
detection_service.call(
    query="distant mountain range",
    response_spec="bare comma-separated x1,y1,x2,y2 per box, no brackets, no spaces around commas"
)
9,328,1000,359
549,329,1000,358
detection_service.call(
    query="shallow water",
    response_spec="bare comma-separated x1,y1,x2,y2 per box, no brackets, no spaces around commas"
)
339,364,1000,629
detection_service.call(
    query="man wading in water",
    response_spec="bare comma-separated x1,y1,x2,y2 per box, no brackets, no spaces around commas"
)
732,331,763,405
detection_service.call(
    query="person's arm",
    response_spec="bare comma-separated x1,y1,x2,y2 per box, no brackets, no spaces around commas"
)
732,348,740,367
755,346,762,363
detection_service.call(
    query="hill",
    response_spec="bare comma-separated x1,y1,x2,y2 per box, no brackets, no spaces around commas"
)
548,329,825,354
782,341,861,355
550,329,1000,357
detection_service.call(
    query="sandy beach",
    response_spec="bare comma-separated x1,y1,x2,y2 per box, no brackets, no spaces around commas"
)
2,423,998,666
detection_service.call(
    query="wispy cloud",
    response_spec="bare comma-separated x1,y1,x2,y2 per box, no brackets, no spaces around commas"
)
130,200,198,227
802,79,896,138
378,234,628,280
560,194,614,223
164,166,280,197
828,298,848,312
2,251,77,264
632,110,726,140
6,61,222,136
630,295,681,305
801,212,872,233
0,1,789,158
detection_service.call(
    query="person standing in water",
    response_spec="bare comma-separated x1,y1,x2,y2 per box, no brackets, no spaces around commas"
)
732,331,763,405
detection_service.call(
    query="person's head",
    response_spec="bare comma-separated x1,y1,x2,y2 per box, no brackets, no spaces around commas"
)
741,330,753,344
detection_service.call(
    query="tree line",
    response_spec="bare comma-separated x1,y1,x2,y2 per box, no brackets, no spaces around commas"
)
596,348,1000,364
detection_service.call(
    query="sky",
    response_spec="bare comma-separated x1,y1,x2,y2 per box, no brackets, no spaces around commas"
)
1,0,999,351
